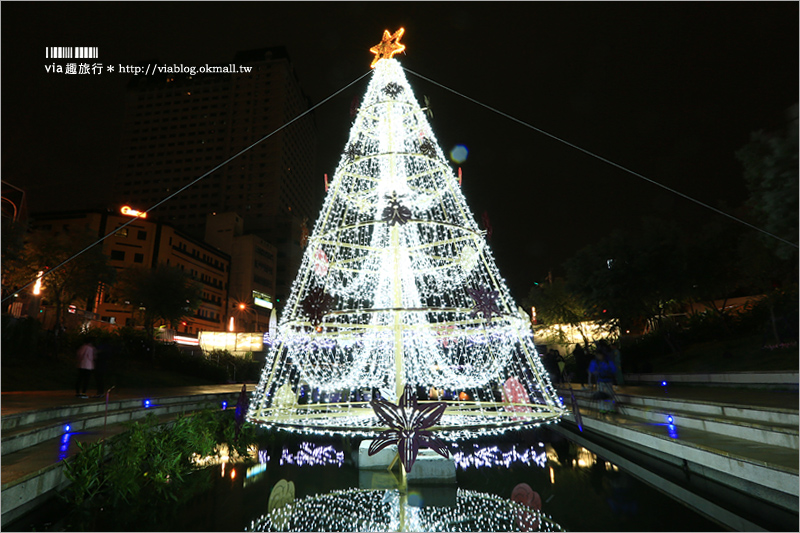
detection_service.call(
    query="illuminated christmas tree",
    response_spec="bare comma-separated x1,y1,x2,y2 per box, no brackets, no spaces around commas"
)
248,29,565,438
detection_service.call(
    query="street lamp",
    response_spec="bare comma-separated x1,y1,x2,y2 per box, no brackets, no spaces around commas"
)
236,301,261,332
235,302,249,332
32,271,44,295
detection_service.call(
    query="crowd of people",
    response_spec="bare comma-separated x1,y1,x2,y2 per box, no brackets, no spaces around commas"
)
542,340,623,414
542,340,622,389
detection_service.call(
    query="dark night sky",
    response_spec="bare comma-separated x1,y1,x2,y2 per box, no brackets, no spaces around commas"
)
2,2,798,298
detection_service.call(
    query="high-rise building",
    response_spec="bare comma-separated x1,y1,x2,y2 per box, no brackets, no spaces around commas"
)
205,212,277,332
115,46,319,305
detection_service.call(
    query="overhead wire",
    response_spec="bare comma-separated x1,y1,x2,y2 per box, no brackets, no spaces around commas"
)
2,69,372,304
6,63,796,305
403,66,798,250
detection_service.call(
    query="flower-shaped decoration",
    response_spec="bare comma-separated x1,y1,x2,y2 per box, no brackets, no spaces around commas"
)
511,483,542,531
467,286,502,321
313,248,329,277
382,191,412,226
437,324,456,347
301,287,334,327
382,82,403,98
419,137,436,158
345,141,362,162
502,376,532,419
369,384,449,472
267,479,295,530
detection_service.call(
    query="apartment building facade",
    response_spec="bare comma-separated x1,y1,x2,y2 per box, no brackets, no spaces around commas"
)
114,47,319,306
30,209,230,334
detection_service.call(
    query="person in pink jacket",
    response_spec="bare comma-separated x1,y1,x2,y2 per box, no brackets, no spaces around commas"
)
75,338,95,399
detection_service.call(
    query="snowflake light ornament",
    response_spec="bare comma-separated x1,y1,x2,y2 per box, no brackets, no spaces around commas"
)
351,194,373,213
369,384,449,472
345,141,362,162
382,82,403,98
419,137,437,158
382,191,412,226
467,286,502,321
301,287,334,327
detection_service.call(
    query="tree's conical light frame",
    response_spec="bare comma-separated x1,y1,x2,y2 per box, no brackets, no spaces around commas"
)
248,58,565,438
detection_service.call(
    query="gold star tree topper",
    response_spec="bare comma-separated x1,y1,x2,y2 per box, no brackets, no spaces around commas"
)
369,28,406,68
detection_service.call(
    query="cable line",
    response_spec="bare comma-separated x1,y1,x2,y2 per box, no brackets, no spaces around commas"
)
2,70,372,304
403,67,798,250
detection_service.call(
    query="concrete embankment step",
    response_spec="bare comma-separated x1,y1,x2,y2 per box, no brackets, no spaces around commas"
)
565,387,799,450
624,370,799,390
2,392,240,456
556,384,799,518
1,388,247,528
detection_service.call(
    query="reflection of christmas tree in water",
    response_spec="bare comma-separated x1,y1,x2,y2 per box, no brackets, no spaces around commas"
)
248,488,565,532
248,30,565,437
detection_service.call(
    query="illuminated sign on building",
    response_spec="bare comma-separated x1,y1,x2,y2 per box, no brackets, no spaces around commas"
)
252,290,273,309
120,205,147,218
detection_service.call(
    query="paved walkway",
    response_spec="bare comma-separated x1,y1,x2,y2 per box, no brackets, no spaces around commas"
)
4,381,796,418
1,384,249,417
561,382,799,410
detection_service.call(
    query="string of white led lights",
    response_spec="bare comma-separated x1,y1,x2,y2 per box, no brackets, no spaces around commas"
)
248,488,565,532
248,58,565,435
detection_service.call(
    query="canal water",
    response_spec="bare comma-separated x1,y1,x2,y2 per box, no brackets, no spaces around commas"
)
9,427,722,531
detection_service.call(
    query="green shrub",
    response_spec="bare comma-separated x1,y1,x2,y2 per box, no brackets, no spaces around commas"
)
61,409,257,530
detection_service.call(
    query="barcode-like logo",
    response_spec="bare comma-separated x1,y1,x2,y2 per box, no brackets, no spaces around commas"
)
46,47,99,59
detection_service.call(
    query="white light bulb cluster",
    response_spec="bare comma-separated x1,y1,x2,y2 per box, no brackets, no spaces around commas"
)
279,442,345,467
248,58,565,435
452,443,548,469
248,488,565,532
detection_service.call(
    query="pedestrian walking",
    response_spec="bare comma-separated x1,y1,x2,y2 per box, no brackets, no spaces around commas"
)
572,344,590,388
75,338,96,399
556,352,567,383
611,342,624,387
588,344,617,414
544,349,560,384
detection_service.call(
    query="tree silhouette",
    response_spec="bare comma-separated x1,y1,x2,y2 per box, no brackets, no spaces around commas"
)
4,228,115,329
113,265,202,338
736,104,798,261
